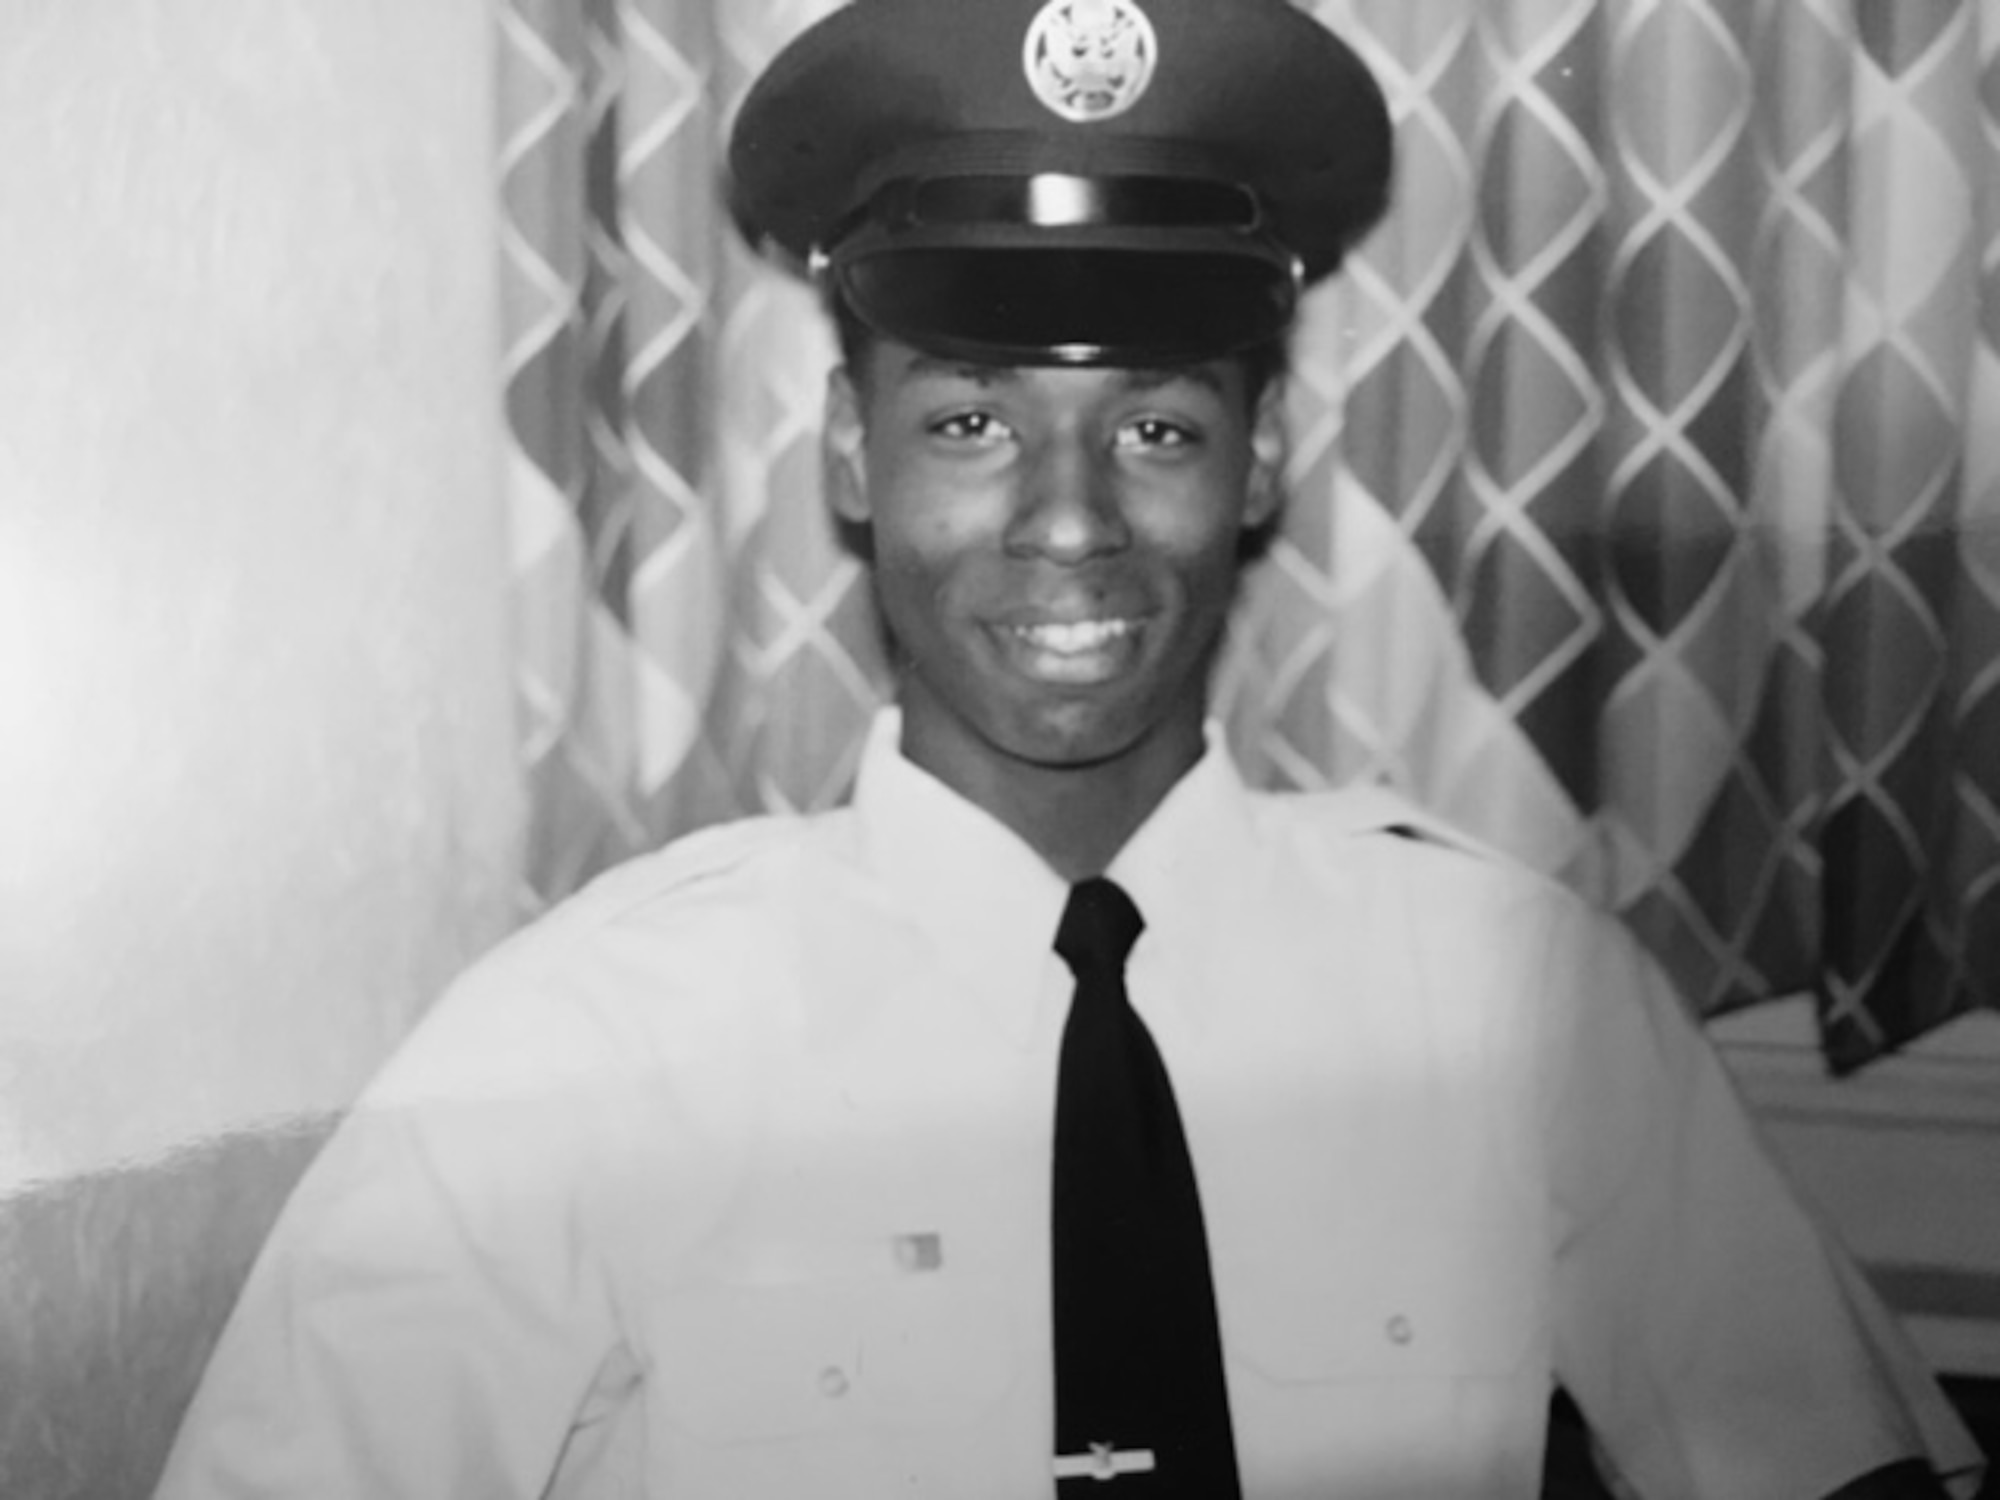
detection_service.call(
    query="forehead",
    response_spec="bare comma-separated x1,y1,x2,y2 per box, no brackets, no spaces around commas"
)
861,341,1243,403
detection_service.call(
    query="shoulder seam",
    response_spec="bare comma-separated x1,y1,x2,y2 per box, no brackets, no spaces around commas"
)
553,814,813,933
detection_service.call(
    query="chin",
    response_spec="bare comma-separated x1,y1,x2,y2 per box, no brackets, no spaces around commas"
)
989,696,1181,773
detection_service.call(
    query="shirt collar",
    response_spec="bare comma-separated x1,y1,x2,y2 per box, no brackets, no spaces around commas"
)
850,709,1260,1043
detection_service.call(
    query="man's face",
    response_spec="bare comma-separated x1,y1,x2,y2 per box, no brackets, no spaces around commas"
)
825,337,1284,792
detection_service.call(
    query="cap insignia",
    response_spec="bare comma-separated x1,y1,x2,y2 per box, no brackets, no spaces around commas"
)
1022,0,1158,124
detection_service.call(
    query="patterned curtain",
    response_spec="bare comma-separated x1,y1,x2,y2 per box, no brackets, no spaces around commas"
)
497,0,2000,1072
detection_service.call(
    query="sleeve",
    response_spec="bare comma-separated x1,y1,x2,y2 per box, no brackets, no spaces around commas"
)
150,940,668,1500
1540,896,1987,1500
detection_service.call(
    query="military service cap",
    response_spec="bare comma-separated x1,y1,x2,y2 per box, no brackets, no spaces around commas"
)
727,0,1393,365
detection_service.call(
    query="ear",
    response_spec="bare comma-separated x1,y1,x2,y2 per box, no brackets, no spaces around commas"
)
822,365,871,524
1242,377,1288,531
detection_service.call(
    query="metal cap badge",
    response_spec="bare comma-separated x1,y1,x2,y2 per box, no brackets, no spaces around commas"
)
728,0,1393,366
1023,0,1159,123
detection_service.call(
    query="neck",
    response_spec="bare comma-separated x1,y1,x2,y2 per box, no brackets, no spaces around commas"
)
899,716,1206,883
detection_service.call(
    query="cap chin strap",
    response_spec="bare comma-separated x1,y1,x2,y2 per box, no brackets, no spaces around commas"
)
818,170,1270,259
872,172,1264,233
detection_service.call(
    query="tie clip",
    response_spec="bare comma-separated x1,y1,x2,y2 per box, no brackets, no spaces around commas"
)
1053,1443,1157,1482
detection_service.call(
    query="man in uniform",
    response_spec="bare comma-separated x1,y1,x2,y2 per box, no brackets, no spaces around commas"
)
155,1,1987,1496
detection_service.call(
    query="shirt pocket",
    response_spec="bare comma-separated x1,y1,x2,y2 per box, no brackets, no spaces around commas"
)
1227,1252,1539,1387
1216,1169,1545,1387
648,1253,1025,1444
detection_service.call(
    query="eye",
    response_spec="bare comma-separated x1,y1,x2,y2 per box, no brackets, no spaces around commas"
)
1114,416,1199,452
928,409,1013,446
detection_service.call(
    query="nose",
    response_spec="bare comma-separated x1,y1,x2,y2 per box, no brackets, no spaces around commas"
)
1003,432,1130,563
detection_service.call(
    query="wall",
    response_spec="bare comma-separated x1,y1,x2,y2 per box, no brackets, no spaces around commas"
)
0,3,521,1496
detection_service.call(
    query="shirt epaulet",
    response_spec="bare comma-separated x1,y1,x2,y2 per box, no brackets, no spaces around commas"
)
1288,783,1517,868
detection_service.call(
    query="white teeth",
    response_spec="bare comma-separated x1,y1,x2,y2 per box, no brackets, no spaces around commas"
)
1013,619,1134,654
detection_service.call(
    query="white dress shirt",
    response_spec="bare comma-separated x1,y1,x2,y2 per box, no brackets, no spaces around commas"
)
154,712,1984,1500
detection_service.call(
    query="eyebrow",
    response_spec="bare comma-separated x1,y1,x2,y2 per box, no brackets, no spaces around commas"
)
1123,365,1226,397
903,356,1014,387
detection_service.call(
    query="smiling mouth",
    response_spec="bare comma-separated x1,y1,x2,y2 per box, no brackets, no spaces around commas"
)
1010,618,1137,654
997,616,1146,685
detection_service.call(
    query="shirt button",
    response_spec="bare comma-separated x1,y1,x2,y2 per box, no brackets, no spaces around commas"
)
819,1366,850,1398
1386,1315,1414,1346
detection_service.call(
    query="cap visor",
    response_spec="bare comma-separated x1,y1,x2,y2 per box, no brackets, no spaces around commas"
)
838,247,1295,366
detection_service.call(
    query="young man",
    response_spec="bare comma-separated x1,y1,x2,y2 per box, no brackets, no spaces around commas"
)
157,1,1986,1496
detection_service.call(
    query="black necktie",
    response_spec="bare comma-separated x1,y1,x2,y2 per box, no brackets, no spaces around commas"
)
1051,877,1241,1497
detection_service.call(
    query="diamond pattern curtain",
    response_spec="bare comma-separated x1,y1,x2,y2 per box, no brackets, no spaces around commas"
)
497,0,2000,1072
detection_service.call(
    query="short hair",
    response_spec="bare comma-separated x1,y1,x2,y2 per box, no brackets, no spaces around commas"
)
826,288,1291,409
